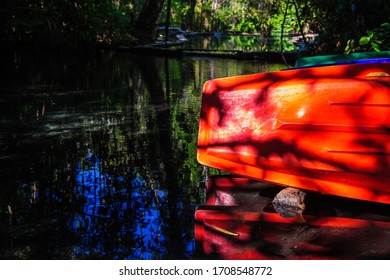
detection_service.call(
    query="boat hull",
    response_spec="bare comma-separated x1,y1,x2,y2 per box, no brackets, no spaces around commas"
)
195,176,390,259
197,62,390,204
295,51,390,68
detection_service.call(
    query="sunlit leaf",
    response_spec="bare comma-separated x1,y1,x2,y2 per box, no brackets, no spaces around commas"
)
381,22,390,28
359,36,371,45
371,42,381,52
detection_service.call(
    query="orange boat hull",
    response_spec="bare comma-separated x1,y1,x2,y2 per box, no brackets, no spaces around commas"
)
195,176,390,259
197,63,390,204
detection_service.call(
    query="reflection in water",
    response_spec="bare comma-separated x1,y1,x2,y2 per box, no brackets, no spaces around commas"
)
0,51,284,259
69,154,170,259
181,35,298,52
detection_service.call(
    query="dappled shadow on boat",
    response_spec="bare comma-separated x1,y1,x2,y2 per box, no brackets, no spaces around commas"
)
195,63,390,258
197,62,390,204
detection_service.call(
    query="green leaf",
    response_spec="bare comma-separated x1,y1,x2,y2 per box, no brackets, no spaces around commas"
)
381,22,390,28
371,42,381,52
359,36,371,45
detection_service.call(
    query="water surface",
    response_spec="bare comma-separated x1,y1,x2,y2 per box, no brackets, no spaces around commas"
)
182,34,297,52
0,51,285,259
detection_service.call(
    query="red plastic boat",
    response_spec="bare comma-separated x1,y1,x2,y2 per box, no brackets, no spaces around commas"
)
195,176,390,259
197,62,390,204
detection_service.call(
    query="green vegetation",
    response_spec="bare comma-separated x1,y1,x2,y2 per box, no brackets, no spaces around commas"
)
346,19,390,53
1,0,389,53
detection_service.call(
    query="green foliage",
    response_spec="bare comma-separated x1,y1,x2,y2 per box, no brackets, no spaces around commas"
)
309,0,390,54
187,0,286,36
1,0,135,49
2,0,389,54
345,20,390,53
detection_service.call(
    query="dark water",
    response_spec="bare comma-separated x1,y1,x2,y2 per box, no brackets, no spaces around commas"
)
0,50,285,259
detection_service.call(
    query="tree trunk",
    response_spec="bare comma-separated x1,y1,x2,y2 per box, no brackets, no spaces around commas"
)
188,0,196,30
133,0,165,43
165,0,171,43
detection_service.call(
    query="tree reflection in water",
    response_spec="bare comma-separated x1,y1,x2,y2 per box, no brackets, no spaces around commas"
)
0,51,284,259
68,153,170,259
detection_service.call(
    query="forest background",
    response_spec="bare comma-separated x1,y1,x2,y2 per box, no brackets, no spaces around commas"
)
1,0,389,54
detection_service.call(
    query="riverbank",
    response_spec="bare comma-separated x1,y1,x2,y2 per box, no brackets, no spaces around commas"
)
119,45,303,65
117,32,314,65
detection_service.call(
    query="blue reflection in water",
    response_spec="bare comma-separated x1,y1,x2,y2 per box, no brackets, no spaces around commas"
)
65,151,193,259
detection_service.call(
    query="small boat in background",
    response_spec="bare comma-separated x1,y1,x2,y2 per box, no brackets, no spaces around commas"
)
197,62,390,204
295,51,390,68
